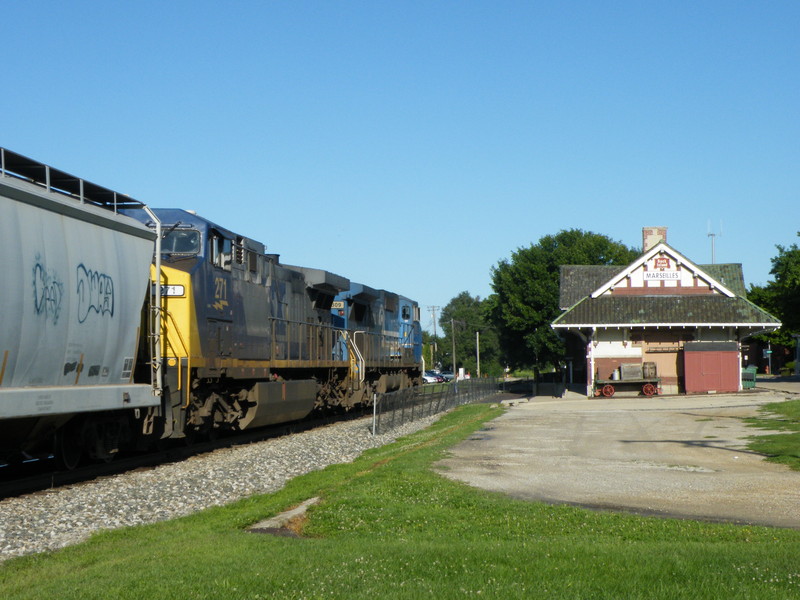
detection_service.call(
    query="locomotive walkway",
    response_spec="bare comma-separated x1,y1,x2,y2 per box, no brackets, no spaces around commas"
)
437,384,800,529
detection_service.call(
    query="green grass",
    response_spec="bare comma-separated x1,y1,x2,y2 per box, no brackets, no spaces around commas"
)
3,404,800,599
746,398,800,471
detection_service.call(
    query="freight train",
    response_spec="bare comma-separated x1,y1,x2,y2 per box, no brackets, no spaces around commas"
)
0,148,422,468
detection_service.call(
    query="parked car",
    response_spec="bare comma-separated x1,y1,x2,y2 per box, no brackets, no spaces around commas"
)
439,371,455,382
423,370,443,383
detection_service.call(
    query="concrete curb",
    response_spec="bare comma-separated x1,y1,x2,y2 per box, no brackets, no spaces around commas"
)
248,497,321,536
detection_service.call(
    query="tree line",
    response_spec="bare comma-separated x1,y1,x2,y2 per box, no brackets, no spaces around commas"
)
747,236,800,356
430,229,800,377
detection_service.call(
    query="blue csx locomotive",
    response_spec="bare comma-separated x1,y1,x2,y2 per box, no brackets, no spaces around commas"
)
0,148,422,467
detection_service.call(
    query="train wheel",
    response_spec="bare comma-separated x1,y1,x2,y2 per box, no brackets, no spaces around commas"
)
54,420,83,471
601,384,615,397
642,383,657,397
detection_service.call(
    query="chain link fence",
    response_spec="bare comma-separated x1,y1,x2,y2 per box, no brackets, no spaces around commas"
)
371,378,503,435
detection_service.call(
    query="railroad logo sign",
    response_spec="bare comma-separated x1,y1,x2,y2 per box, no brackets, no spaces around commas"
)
653,257,671,269
644,256,679,280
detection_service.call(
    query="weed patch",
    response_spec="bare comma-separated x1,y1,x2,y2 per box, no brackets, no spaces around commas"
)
746,399,800,470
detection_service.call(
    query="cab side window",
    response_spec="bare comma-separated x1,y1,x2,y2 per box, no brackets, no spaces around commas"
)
211,233,232,271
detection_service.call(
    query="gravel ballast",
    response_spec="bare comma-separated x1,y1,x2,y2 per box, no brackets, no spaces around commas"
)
0,414,441,563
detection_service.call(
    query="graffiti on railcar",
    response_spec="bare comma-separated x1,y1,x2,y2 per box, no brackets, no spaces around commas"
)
76,264,115,323
33,257,64,325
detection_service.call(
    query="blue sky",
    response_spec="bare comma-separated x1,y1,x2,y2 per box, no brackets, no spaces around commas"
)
3,1,798,331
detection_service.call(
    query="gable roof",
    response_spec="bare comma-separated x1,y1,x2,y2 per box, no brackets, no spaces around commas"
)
553,242,779,330
559,262,749,310
559,265,620,310
701,264,747,297
552,294,780,329
590,242,735,299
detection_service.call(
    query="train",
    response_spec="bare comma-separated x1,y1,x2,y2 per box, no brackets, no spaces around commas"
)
0,148,423,468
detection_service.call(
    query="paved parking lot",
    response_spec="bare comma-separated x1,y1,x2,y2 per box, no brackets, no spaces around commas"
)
437,385,800,529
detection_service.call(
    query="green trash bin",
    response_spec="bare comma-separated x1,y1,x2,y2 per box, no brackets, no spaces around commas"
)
742,365,757,389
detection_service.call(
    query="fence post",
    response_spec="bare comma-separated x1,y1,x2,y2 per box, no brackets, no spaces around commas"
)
372,392,378,436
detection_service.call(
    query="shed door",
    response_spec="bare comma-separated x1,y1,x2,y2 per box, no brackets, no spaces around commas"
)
684,342,739,393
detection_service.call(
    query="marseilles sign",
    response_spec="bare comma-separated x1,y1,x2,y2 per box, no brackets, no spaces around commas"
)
644,271,680,280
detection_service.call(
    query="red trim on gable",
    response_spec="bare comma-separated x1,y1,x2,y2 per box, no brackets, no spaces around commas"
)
610,286,715,296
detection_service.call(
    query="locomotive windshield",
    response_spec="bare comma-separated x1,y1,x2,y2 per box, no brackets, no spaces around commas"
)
162,229,200,255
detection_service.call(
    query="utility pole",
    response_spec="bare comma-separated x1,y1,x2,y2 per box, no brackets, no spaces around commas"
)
450,318,465,381
428,306,440,367
452,318,457,382
429,306,440,339
476,330,481,378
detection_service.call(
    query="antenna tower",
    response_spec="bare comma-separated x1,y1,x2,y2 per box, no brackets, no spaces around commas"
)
707,220,723,264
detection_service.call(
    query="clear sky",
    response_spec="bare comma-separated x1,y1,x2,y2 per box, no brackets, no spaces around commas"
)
3,1,798,331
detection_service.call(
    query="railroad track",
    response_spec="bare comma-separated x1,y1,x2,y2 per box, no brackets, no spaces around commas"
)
0,410,366,500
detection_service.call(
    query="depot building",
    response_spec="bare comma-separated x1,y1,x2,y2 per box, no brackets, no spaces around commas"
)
551,228,781,397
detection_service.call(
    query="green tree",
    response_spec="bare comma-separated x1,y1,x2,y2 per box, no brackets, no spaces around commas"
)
439,292,502,376
747,235,800,347
489,229,639,369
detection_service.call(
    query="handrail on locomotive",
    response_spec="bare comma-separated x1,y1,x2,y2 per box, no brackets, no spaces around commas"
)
143,205,164,400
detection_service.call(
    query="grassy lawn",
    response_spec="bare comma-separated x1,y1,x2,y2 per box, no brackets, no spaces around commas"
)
2,403,800,599
746,398,800,471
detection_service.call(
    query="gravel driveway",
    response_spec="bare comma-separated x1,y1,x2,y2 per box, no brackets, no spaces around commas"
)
436,388,800,529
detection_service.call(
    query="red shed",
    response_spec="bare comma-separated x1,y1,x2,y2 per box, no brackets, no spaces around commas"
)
683,342,740,394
